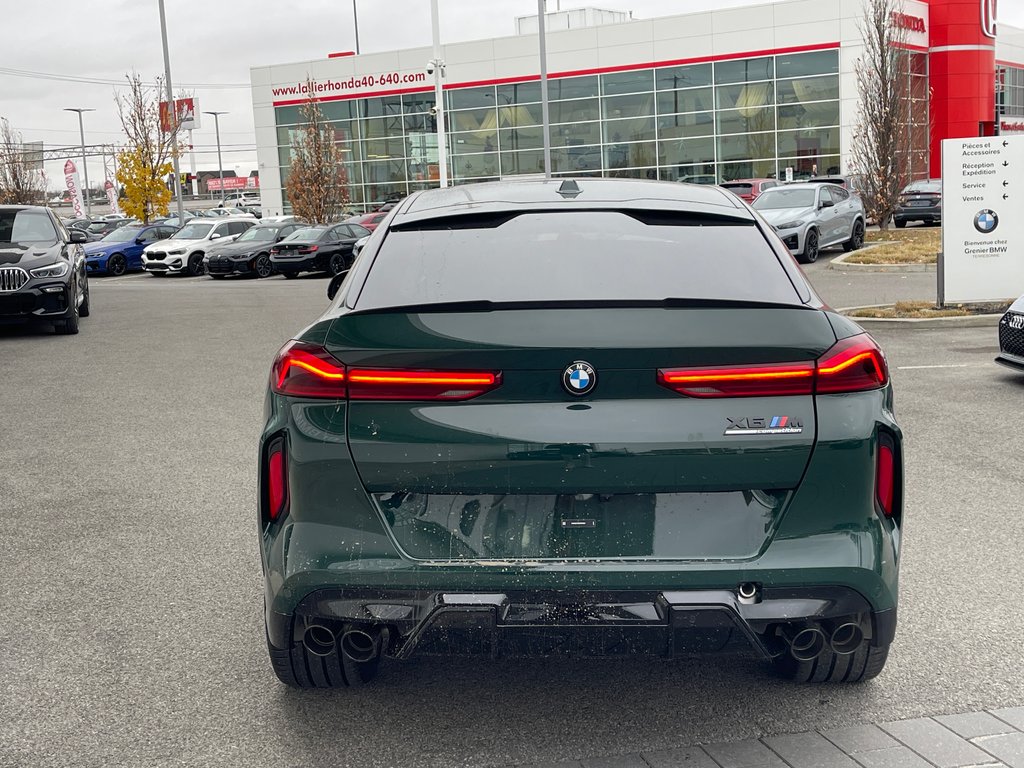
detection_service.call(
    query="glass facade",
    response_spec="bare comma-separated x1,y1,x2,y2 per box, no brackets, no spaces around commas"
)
274,49,856,209
997,64,1024,120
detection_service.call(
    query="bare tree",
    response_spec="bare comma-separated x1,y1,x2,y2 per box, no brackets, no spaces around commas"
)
285,80,348,223
851,0,912,229
0,118,45,205
114,72,181,222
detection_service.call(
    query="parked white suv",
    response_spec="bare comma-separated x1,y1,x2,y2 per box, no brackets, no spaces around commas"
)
141,217,255,276
219,193,261,208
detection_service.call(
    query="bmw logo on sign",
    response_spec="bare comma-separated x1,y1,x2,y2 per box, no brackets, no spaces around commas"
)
563,361,597,396
974,209,999,234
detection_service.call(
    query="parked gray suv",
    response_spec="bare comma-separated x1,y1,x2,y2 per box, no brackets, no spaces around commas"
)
752,183,866,263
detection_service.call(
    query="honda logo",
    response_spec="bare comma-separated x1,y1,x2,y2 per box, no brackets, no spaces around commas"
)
982,0,997,38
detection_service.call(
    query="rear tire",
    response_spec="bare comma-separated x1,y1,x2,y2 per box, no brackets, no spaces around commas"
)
773,642,889,683
894,219,907,229
266,626,381,689
842,220,865,252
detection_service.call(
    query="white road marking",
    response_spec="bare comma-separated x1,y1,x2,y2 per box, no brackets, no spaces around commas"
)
897,364,975,370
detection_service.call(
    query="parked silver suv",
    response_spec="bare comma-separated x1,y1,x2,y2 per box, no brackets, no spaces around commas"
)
752,183,865,263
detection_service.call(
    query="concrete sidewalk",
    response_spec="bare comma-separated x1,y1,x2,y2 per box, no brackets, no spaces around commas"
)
515,707,1024,768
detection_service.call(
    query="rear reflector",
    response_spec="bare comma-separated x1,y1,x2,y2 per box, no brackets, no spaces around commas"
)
876,440,895,517
271,341,500,400
658,333,888,398
266,438,288,522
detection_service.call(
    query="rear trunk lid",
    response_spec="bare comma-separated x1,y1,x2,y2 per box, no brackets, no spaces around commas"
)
327,306,836,561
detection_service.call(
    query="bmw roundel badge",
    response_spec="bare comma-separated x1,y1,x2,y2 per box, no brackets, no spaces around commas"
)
974,209,999,234
563,361,597,396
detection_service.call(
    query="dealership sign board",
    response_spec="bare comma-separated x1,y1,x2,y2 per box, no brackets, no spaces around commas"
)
63,160,85,218
159,97,199,132
940,136,1024,303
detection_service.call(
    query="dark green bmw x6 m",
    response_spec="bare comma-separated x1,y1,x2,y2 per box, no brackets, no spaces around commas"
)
259,179,903,688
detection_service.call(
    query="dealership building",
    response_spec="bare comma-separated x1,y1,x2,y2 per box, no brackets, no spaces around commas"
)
250,0,1024,214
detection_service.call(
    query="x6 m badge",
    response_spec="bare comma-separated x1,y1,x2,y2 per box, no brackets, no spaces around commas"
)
725,416,804,436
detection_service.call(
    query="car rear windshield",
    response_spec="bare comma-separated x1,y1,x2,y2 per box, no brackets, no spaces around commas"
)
354,210,801,309
285,227,325,241
0,210,58,244
904,182,941,194
721,183,753,194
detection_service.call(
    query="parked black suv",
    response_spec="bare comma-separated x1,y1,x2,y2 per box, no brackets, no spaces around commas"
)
0,205,91,334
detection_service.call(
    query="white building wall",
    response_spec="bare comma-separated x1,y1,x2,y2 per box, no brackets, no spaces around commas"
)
251,0,936,214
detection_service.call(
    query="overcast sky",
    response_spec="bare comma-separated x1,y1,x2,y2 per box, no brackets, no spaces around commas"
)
3,0,1023,193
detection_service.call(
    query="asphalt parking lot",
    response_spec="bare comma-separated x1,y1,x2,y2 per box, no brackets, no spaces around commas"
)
2,265,1022,768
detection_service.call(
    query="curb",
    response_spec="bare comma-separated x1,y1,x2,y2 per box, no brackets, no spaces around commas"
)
839,303,1002,327
829,248,937,272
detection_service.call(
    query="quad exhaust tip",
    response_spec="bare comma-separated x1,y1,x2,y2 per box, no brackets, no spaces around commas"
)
340,629,380,663
788,626,827,662
302,625,337,657
829,622,865,655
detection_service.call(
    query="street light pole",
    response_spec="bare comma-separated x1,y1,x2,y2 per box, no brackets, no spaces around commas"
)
157,0,185,223
64,108,95,216
352,0,361,54
537,0,552,178
203,111,227,201
430,0,448,187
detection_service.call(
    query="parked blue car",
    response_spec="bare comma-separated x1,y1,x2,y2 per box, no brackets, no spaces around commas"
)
84,223,179,276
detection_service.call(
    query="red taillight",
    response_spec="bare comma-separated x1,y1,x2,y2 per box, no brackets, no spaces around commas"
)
658,334,888,398
300,245,319,253
657,362,814,398
876,440,895,517
815,335,888,394
266,438,288,522
272,340,348,398
348,369,501,400
270,341,500,401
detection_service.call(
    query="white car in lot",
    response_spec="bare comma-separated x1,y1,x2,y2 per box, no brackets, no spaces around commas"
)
141,217,255,276
219,193,261,208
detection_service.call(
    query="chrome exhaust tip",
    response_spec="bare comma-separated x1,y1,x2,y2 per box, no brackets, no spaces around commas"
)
302,624,337,657
737,582,759,602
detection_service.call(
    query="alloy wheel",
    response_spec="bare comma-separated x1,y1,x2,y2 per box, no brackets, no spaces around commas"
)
255,254,272,278
108,253,127,277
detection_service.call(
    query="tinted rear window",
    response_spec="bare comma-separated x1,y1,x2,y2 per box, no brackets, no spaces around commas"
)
355,211,800,309
721,183,753,194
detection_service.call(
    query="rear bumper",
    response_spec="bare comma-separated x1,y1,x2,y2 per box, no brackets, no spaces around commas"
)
271,255,319,273
894,209,941,223
267,586,896,660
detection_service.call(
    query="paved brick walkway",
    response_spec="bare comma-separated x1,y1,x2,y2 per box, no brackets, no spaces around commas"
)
514,708,1024,768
